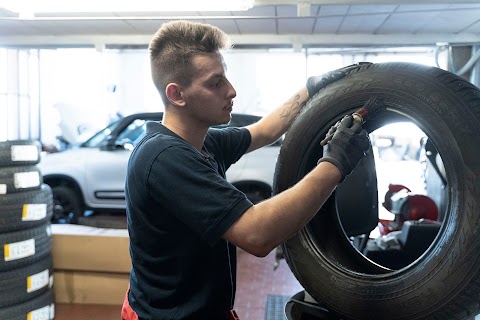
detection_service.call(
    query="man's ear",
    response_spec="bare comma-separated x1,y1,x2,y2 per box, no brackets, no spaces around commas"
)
165,83,186,107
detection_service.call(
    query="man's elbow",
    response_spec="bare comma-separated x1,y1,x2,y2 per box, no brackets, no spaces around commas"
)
240,236,276,258
225,206,278,257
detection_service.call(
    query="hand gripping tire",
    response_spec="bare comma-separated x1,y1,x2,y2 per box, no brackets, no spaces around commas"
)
274,62,480,319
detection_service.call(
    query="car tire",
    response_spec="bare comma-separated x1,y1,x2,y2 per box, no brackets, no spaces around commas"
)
0,256,53,308
0,165,42,194
0,183,53,233
0,223,52,272
245,191,268,204
0,140,41,168
51,185,84,224
0,288,54,320
0,184,53,233
242,187,272,204
274,62,480,319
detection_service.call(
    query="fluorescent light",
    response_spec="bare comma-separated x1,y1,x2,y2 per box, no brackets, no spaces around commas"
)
297,3,311,17
1,0,254,15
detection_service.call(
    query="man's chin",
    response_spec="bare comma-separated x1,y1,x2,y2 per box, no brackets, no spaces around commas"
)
215,114,232,127
223,117,232,126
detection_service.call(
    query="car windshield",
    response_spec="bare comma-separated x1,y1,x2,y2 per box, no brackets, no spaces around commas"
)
81,116,153,149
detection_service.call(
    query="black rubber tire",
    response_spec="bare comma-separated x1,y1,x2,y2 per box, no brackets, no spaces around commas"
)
0,223,52,271
274,62,480,319
0,140,41,167
51,184,84,224
0,288,54,320
0,256,53,308
0,184,53,233
0,165,42,194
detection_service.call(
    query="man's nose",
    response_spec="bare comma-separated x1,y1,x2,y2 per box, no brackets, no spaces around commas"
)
226,79,236,99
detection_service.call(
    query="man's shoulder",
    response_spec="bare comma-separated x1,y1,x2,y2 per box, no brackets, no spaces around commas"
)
128,133,182,170
138,133,190,158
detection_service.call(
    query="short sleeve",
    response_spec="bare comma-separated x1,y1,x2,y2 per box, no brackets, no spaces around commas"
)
206,127,251,170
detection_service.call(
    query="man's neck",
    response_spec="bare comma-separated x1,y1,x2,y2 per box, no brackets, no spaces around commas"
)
162,113,208,152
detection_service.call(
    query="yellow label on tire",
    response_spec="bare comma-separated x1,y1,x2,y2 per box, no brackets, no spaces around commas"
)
22,204,47,221
27,303,54,320
27,269,49,293
4,238,35,261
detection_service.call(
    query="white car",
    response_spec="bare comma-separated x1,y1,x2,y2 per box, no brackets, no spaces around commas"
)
38,112,281,223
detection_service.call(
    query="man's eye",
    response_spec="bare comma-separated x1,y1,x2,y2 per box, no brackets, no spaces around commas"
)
214,80,223,87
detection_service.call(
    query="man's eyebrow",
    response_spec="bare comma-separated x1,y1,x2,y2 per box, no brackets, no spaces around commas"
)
208,73,226,80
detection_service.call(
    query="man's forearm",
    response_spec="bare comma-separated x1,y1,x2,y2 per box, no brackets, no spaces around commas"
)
252,161,340,253
246,87,309,151
278,89,309,127
265,87,309,139
224,161,341,257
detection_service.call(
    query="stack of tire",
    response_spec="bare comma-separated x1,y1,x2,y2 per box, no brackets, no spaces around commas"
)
0,140,55,320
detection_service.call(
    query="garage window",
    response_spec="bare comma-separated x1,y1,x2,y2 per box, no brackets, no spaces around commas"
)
0,48,40,142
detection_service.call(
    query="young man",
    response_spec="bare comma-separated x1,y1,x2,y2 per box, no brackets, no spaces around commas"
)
122,20,370,320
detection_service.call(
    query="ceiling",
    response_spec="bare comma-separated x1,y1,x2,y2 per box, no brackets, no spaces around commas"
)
1,0,480,48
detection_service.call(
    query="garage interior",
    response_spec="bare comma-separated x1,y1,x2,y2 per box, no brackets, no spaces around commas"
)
1,1,480,319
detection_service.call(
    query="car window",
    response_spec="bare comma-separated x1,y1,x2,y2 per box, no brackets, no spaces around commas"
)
82,120,121,148
114,119,148,146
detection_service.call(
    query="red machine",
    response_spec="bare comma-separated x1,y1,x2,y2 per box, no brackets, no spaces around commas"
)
378,184,439,236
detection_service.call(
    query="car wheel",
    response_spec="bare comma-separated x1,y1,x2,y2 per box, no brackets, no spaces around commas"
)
244,189,271,204
235,182,272,204
274,62,480,319
51,185,84,224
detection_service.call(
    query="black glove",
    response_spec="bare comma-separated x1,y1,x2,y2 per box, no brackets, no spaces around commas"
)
317,115,371,182
306,62,372,98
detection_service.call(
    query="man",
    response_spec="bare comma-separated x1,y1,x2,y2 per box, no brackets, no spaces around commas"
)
122,20,370,320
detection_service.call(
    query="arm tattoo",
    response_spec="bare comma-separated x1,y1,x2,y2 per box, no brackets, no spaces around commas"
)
279,94,307,125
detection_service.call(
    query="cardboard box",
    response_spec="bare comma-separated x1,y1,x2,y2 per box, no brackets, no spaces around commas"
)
54,270,129,305
51,224,131,273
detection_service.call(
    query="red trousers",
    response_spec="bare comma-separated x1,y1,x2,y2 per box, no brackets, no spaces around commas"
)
121,286,138,320
121,286,240,320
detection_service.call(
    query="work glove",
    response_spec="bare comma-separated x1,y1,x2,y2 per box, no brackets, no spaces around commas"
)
317,115,371,183
306,62,372,98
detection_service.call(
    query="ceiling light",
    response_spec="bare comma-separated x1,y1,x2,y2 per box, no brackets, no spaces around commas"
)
297,2,311,17
1,0,255,15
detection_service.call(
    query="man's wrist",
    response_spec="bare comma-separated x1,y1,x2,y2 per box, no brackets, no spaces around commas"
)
316,159,343,183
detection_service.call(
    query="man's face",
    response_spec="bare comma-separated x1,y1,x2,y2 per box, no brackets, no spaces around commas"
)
181,51,236,127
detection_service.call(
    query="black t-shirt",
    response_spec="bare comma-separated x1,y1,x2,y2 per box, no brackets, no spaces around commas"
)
126,121,253,320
